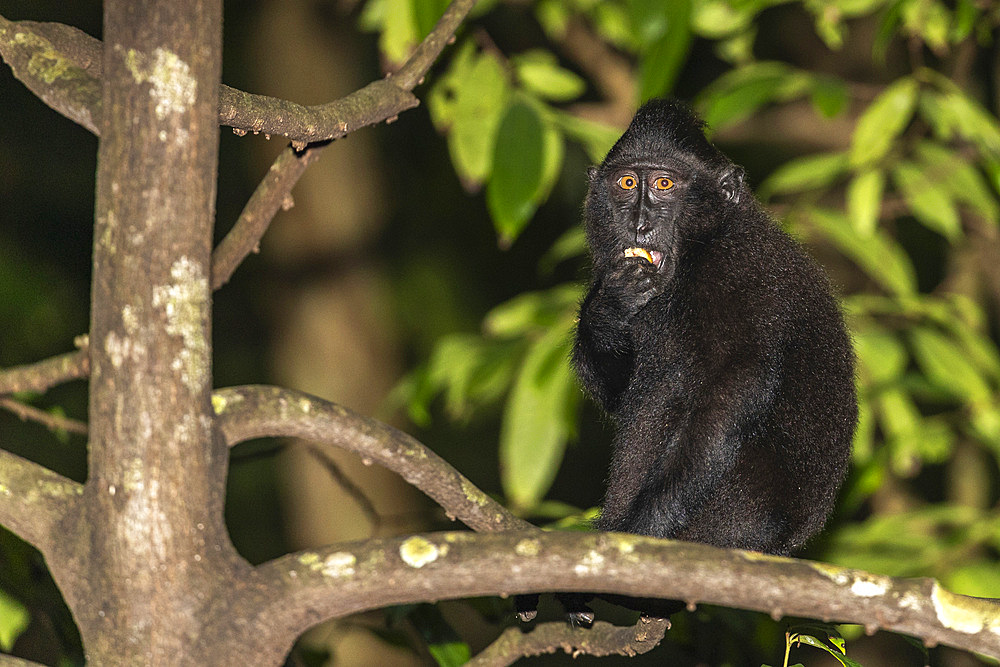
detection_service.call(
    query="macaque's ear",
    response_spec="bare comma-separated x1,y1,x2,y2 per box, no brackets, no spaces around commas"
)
587,166,599,183
719,166,745,204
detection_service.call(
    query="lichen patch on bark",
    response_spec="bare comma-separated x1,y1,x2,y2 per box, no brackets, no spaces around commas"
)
400,536,439,568
931,583,1000,636
151,257,209,392
123,46,197,120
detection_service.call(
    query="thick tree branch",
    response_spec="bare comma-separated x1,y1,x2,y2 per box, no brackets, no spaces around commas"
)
468,616,670,666
0,0,474,144
213,385,532,533
0,14,101,133
0,448,82,554
239,531,1000,661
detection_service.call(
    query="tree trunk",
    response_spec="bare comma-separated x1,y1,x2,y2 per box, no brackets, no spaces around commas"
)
44,1,251,662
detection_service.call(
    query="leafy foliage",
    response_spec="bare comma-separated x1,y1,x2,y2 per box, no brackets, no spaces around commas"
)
762,623,866,667
379,0,1000,638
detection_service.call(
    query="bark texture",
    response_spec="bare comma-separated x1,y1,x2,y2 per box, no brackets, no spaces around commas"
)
51,1,250,662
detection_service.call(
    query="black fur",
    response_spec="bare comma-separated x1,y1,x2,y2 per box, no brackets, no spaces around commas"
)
575,99,856,556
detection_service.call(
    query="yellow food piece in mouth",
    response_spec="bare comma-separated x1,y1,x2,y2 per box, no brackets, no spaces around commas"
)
624,247,653,264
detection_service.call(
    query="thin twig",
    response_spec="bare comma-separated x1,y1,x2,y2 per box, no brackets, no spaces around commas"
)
209,0,476,287
468,616,670,666
391,0,474,90
306,443,382,533
210,144,323,290
0,341,89,396
0,397,88,435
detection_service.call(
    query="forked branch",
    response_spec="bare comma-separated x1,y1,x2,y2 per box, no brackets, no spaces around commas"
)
0,0,475,144
210,0,476,286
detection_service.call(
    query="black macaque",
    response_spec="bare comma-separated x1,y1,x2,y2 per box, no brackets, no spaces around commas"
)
519,99,856,625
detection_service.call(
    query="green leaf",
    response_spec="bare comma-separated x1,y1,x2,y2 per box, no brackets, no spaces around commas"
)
533,101,567,205
500,323,579,512
793,633,838,653
853,329,907,386
396,334,521,424
915,141,999,225
698,62,812,132
878,387,920,439
850,399,878,465
692,0,754,38
951,0,978,42
846,168,884,236
540,226,587,274
636,0,692,100
947,561,1000,599
444,51,510,186
969,403,1000,449
0,589,29,652
892,161,962,240
428,641,472,667
412,0,451,40
810,75,849,118
487,102,548,244
919,89,1000,160
431,336,521,418
361,0,418,64
627,0,668,45
404,604,472,667
758,152,848,199
513,50,586,102
901,0,949,52
807,0,891,49
715,28,757,65
555,112,621,163
484,284,583,338
909,327,992,403
789,622,847,646
590,2,633,49
807,208,916,295
881,393,954,470
426,40,474,129
849,77,918,167
947,318,1000,381
535,0,571,39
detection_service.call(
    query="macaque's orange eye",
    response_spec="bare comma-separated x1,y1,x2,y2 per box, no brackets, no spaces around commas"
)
654,177,674,190
617,175,638,190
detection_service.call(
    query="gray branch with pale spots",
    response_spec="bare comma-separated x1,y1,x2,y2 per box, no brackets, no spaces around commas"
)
214,385,533,534
0,0,473,145
241,529,1000,660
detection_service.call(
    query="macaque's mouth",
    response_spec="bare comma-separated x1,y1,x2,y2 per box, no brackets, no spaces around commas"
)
624,247,664,269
